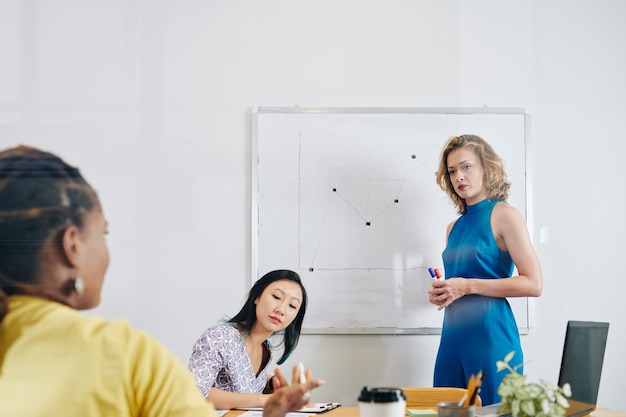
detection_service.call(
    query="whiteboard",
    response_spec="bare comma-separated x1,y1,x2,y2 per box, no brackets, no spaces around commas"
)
251,107,530,334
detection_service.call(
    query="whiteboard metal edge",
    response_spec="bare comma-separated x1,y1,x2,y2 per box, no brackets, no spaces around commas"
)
256,107,525,115
252,106,531,336
301,327,443,335
301,326,529,335
250,108,260,285
524,112,536,334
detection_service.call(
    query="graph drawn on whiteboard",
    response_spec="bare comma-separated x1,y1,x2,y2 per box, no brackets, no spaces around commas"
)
252,108,530,334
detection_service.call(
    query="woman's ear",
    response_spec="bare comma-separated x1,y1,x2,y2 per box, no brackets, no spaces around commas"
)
60,225,82,267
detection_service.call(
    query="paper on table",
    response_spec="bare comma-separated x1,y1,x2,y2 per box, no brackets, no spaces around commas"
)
407,409,438,417
237,411,319,417
236,403,341,414
297,403,341,413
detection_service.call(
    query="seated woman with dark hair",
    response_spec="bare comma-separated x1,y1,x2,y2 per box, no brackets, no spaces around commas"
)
189,269,308,410
0,145,322,417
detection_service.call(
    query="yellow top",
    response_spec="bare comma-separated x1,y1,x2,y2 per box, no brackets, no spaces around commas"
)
0,296,216,417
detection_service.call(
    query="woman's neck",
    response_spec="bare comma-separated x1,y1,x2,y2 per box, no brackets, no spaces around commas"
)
247,322,273,345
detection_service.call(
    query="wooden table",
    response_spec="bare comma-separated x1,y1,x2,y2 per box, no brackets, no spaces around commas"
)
225,407,361,417
225,405,626,417
223,407,361,417
227,406,444,417
320,405,626,417
592,410,626,417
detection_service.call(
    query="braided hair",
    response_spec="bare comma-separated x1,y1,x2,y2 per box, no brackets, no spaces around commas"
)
0,145,99,322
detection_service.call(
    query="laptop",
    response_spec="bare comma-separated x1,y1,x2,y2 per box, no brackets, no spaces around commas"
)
557,320,609,416
476,320,609,417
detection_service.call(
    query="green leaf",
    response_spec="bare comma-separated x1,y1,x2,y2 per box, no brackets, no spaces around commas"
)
526,383,544,398
511,399,521,417
498,404,512,415
561,383,572,397
495,351,572,417
520,399,536,415
540,379,558,391
555,393,570,408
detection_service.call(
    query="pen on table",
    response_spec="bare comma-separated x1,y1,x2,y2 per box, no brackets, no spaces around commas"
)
460,371,483,407
462,373,476,407
469,371,484,406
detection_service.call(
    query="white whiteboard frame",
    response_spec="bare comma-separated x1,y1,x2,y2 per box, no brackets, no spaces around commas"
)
251,107,533,335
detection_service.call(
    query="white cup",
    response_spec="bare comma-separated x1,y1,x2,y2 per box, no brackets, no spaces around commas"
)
358,387,406,417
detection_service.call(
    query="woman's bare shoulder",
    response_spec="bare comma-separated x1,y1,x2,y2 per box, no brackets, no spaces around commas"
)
492,201,527,235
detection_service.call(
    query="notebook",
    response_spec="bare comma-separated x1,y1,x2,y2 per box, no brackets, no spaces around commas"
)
476,320,609,417
236,402,341,414
408,409,437,417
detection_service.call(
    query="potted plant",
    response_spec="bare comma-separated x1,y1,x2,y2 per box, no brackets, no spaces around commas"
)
497,351,572,417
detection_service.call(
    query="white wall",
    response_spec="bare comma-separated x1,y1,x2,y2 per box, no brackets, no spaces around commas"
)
1,0,625,410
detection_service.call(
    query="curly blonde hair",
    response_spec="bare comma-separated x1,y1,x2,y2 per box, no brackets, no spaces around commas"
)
435,134,510,215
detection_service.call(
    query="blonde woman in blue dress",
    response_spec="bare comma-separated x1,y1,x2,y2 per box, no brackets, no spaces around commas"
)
428,135,543,405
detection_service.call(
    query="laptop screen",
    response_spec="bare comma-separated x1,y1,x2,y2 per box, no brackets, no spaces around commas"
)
558,320,609,406
477,321,609,417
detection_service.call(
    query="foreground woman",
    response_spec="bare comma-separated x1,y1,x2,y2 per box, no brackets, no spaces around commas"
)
0,145,322,417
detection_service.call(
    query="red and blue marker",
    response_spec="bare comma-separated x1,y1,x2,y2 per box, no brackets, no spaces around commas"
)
429,267,443,280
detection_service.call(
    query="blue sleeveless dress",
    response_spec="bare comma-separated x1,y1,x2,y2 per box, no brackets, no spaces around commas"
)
433,199,523,405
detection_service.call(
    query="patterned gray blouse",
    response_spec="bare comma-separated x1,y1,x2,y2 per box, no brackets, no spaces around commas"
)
188,323,270,398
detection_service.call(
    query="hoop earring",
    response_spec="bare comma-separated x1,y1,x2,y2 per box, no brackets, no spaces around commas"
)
74,277,85,296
